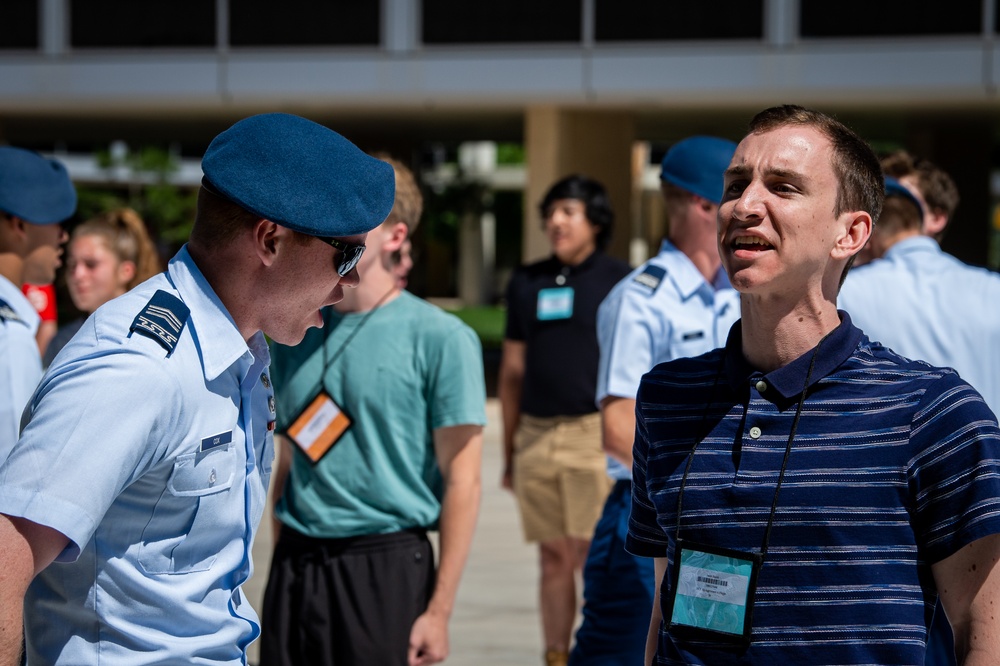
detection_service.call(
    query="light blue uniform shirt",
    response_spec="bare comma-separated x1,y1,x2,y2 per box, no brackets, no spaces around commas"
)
839,235,1000,415
0,275,41,461
0,246,275,665
596,240,740,479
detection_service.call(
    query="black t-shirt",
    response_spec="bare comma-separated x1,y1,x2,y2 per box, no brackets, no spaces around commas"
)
504,251,631,417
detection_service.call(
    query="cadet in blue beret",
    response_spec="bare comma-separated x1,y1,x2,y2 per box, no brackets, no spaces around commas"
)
571,136,740,666
0,145,75,461
0,113,395,666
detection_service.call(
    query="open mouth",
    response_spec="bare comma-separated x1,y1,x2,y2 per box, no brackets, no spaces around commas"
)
732,236,774,252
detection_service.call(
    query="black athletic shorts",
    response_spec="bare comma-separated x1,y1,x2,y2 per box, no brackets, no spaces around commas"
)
259,526,435,666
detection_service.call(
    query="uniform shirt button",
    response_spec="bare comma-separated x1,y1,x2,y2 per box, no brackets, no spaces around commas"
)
755,380,767,392
209,468,217,486
749,426,762,439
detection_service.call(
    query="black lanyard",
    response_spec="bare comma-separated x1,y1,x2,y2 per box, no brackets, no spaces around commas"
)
317,286,397,395
673,331,830,561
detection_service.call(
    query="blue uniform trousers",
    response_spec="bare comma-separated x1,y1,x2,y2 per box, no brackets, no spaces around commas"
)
570,479,655,666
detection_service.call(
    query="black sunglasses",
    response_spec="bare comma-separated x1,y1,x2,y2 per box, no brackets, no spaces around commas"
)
318,236,365,276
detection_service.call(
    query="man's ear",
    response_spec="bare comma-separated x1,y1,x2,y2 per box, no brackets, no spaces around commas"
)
252,218,283,267
382,221,409,254
833,211,872,260
0,214,29,251
924,209,948,238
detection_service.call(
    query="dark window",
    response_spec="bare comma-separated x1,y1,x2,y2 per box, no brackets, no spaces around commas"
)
70,0,215,48
595,0,763,41
423,0,580,44
2,0,39,50
802,0,981,38
231,0,379,47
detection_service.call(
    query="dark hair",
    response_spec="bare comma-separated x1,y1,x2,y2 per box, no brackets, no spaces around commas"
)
881,150,960,220
190,180,262,248
538,175,614,251
748,105,883,284
748,105,884,226
878,195,923,238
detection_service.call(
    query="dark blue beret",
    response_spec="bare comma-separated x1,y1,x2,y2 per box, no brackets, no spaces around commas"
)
201,113,395,237
660,136,738,205
0,146,77,224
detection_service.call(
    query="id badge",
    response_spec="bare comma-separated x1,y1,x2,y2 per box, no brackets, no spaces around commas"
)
665,539,762,647
537,287,574,321
286,391,351,463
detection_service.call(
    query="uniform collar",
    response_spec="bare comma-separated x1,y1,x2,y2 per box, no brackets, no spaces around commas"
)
0,275,40,331
883,235,941,260
723,311,864,401
658,239,732,299
167,245,257,381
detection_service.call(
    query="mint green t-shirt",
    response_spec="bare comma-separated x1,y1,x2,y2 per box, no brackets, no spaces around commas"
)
270,291,487,538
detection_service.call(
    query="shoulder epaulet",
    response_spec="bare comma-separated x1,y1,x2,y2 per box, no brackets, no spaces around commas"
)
130,290,190,356
0,297,21,323
632,265,667,293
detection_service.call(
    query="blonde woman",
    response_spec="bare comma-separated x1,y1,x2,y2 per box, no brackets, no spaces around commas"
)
43,208,160,366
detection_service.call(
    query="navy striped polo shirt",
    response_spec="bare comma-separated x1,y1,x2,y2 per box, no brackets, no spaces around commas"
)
627,312,1000,665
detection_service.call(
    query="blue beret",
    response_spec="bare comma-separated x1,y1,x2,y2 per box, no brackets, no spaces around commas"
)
884,176,924,218
202,113,395,237
660,136,738,205
0,146,77,224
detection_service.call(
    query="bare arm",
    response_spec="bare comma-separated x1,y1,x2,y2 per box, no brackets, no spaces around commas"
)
269,435,294,544
932,533,1000,665
646,557,667,666
600,396,637,468
497,339,525,491
408,424,484,666
0,514,69,666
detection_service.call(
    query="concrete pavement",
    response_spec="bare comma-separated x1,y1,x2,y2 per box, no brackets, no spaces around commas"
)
244,398,549,665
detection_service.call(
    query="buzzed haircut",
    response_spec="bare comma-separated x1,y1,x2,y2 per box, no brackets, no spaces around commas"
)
748,105,884,227
190,181,261,248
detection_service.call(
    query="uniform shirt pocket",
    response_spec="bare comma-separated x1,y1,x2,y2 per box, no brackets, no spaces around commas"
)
139,443,240,575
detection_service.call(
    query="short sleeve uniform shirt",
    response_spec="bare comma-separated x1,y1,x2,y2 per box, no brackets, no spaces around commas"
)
0,275,41,461
0,245,276,666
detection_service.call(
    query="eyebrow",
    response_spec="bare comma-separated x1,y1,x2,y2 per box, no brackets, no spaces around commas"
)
725,165,806,182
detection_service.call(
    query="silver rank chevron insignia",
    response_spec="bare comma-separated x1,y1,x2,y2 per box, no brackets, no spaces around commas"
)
633,265,666,292
130,290,190,356
0,298,21,323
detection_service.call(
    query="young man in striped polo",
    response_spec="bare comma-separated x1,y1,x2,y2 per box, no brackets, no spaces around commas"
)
627,105,1000,665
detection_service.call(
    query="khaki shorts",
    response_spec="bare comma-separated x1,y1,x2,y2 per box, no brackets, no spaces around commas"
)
513,412,612,543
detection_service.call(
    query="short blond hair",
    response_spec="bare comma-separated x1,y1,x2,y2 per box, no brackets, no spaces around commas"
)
371,153,423,233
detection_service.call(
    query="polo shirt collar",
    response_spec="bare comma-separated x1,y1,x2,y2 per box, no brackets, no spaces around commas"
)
551,248,599,274
724,311,864,400
167,244,253,381
660,240,732,299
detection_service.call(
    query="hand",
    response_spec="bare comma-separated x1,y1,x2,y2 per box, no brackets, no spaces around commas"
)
500,464,514,492
408,609,449,666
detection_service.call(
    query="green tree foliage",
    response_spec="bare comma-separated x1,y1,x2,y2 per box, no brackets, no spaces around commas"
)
77,144,197,251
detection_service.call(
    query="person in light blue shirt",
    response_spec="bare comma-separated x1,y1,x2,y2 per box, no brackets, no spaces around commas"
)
0,146,75,462
839,161,1000,666
570,136,740,666
840,183,1000,415
0,113,395,666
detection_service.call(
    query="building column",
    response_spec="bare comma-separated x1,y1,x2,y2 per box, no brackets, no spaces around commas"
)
523,107,636,264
